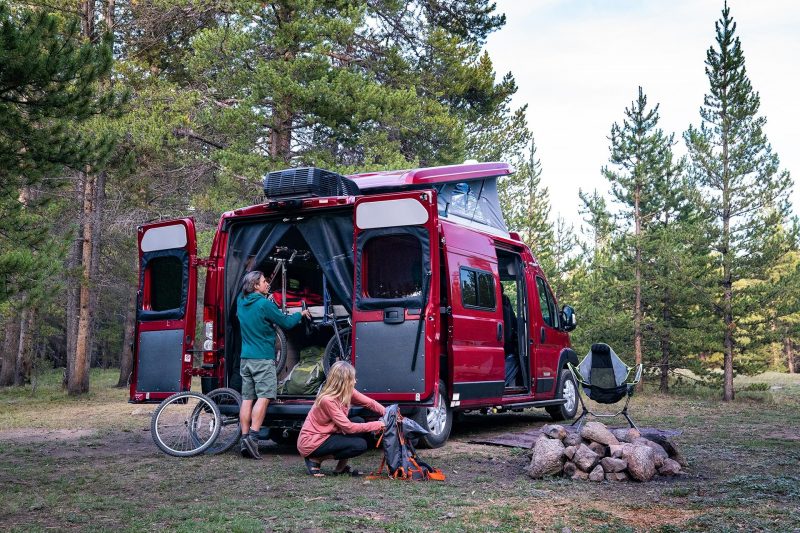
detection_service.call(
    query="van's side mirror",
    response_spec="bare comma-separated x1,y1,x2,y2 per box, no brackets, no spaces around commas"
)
561,305,577,332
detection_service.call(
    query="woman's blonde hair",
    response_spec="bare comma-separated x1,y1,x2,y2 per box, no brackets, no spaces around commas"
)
314,361,356,408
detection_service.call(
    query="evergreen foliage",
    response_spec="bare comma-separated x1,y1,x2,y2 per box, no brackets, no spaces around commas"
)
0,2,114,303
684,2,794,399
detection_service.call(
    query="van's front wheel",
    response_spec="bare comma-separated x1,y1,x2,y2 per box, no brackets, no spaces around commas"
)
411,380,452,448
546,368,578,421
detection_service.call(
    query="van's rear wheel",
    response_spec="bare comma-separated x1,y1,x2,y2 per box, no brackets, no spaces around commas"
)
412,381,452,448
546,368,578,421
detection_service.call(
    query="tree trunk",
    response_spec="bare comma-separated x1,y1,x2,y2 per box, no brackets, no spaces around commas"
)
659,287,670,393
14,308,35,386
0,311,20,386
786,337,795,374
117,280,137,387
88,171,105,369
633,181,643,391
69,171,95,395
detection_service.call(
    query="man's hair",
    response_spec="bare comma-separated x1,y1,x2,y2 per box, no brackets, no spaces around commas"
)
242,271,264,295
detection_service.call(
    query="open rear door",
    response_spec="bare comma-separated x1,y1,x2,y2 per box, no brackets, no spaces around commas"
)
130,218,198,402
352,191,439,404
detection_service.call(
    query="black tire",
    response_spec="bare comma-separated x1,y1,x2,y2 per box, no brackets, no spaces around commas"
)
274,326,288,375
323,327,352,375
268,428,299,446
411,380,452,449
151,391,221,457
203,388,242,455
546,368,579,421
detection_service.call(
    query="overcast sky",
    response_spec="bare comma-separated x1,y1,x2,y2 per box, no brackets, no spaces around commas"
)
484,0,800,231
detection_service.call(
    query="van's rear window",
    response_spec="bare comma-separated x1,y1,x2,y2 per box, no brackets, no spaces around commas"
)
147,256,183,311
364,235,422,299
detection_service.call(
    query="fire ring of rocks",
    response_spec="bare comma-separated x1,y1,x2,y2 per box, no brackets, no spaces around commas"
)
526,421,687,482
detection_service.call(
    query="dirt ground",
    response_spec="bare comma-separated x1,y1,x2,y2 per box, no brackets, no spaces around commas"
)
1,373,799,532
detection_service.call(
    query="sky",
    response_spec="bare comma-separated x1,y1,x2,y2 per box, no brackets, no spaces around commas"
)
483,0,800,230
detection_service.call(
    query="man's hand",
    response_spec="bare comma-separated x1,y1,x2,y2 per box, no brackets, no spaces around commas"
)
301,309,312,319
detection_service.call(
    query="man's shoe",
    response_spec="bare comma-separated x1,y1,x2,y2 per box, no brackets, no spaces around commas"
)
240,438,253,458
243,435,262,460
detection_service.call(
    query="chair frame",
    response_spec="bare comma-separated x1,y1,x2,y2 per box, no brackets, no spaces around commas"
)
567,362,643,431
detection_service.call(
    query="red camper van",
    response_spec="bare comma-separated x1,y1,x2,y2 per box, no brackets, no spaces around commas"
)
130,162,579,447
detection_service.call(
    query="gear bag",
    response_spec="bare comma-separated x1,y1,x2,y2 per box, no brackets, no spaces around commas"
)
368,404,445,481
278,346,324,395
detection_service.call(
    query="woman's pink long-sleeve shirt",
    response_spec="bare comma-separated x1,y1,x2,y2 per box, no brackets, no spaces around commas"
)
297,390,386,457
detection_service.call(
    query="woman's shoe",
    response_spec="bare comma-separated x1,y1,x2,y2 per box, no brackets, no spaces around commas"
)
332,465,364,477
304,457,325,477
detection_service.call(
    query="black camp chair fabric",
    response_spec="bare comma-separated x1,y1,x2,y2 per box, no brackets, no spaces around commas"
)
568,343,642,429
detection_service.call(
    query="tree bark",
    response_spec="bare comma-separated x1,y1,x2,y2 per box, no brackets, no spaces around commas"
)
14,307,35,386
633,181,643,392
786,337,795,374
69,171,95,395
88,171,105,369
117,279,137,387
0,310,20,386
659,287,670,393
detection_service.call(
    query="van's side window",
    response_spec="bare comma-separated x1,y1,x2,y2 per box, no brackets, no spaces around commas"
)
536,276,559,329
460,267,496,310
364,235,422,299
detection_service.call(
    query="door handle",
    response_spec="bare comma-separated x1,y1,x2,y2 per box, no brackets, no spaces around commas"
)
497,322,503,342
540,327,546,344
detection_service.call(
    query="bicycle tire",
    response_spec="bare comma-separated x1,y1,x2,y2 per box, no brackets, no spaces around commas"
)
203,388,242,455
274,326,288,375
323,327,352,375
151,391,221,458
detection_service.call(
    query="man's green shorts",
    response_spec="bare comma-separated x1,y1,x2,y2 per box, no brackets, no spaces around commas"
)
240,359,277,400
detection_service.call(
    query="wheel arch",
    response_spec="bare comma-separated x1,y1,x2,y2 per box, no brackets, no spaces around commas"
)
558,348,578,371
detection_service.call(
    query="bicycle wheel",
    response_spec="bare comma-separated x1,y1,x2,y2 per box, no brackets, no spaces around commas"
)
274,326,288,375
203,387,242,455
323,326,352,375
151,391,221,457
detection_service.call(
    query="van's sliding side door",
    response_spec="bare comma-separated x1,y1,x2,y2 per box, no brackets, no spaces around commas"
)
130,218,198,402
352,191,440,405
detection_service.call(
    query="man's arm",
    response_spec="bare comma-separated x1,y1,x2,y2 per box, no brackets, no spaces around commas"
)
261,298,303,330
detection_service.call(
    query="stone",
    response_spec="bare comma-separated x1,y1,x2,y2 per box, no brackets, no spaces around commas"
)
580,421,620,446
588,441,607,457
542,424,567,440
563,432,583,447
588,464,605,482
605,472,629,482
658,458,682,476
609,444,624,458
526,435,566,478
564,445,576,460
600,456,627,473
633,437,669,465
611,427,640,443
563,461,577,477
571,470,589,481
623,445,656,482
573,443,600,472
644,434,688,467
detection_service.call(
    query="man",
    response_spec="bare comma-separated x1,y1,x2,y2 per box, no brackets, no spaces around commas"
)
237,270,311,459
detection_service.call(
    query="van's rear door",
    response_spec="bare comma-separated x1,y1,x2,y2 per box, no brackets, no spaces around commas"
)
352,191,439,404
130,218,198,402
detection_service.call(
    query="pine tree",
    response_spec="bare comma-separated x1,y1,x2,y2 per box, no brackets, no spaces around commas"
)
0,3,114,304
602,86,684,387
684,2,793,400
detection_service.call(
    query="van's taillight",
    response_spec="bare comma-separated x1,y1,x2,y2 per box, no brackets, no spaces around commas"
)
203,321,214,351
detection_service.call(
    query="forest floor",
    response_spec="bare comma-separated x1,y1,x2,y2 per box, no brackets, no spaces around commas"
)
1,370,799,532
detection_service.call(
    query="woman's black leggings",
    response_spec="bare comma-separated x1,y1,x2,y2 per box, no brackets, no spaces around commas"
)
308,433,369,460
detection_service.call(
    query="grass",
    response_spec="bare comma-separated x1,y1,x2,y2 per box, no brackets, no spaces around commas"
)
1,369,800,532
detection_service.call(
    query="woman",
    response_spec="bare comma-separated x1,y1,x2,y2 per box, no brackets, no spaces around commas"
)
297,361,385,477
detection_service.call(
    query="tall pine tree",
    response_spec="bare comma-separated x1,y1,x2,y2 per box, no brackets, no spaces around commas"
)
684,2,793,400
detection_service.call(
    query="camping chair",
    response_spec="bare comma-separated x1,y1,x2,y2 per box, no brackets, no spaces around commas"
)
567,343,643,431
